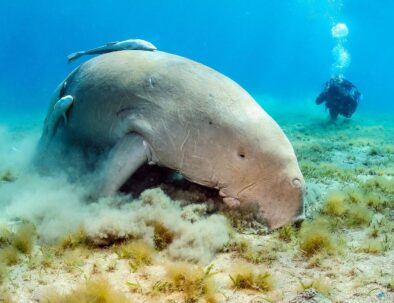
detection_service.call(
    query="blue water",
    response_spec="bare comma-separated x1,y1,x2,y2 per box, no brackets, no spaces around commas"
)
1,0,393,117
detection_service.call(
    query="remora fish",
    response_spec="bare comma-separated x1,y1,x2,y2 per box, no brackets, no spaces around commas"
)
67,39,156,63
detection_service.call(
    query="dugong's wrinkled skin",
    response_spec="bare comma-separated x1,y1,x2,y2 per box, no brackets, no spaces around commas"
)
38,50,305,229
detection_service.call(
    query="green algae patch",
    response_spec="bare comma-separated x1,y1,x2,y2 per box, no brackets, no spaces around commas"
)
42,277,130,303
0,246,20,266
229,261,275,293
113,240,156,271
321,178,393,229
0,223,36,267
153,262,220,303
277,224,297,242
11,223,36,255
322,191,347,217
0,170,16,182
298,218,339,257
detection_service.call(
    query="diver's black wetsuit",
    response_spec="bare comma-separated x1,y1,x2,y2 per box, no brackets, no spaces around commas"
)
316,77,361,120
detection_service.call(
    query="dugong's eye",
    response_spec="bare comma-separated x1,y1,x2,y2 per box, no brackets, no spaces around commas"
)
238,152,246,159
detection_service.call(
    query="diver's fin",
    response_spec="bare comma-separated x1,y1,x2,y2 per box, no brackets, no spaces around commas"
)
67,51,84,63
95,133,149,196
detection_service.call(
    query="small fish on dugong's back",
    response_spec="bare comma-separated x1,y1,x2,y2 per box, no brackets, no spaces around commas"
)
67,38,157,63
38,50,305,229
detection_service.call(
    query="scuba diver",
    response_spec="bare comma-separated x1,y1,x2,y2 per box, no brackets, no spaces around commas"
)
316,77,361,120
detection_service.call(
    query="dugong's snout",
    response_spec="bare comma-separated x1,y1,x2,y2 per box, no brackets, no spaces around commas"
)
244,171,305,230
264,174,305,229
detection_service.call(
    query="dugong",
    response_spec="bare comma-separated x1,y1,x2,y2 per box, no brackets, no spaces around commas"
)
37,50,305,229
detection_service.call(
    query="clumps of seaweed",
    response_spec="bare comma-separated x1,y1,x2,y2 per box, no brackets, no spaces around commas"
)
0,221,74,277
0,223,36,266
345,204,373,227
221,207,269,236
153,262,220,303
323,185,388,226
2,168,231,263
358,238,386,255
298,217,340,257
113,240,155,271
0,169,16,182
32,246,58,270
61,248,89,273
0,246,20,266
0,263,8,285
298,176,394,257
322,191,347,217
10,222,36,254
0,225,12,247
223,237,279,264
360,213,393,255
0,223,36,287
0,290,15,303
290,117,394,182
321,188,373,228
363,176,394,196
300,161,358,182
58,226,89,250
388,276,394,291
42,277,130,303
149,221,174,251
277,224,297,242
14,187,229,266
229,261,275,293
63,188,231,264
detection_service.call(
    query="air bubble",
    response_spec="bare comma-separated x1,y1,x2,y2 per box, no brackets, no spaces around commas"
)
331,23,349,39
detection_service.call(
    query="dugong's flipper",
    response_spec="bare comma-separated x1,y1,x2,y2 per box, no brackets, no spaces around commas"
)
44,95,74,142
95,133,150,196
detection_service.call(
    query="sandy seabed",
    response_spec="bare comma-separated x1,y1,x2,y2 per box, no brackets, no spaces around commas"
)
0,102,393,303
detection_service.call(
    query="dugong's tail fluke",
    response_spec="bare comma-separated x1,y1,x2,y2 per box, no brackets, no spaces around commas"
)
67,51,84,63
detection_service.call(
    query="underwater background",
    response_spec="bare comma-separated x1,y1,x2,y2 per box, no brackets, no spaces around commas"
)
0,1,394,302
1,0,394,119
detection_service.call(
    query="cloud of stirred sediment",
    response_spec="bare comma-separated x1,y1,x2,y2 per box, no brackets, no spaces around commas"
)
0,126,230,264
